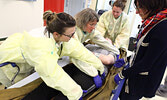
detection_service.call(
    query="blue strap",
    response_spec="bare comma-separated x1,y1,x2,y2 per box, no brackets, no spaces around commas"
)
0,62,17,67
112,63,129,100
112,79,125,100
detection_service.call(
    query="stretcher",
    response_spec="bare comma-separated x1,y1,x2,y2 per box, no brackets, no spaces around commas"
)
3,56,70,89
112,79,125,100
0,47,129,100
83,48,128,100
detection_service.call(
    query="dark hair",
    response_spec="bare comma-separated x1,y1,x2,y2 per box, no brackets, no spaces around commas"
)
112,0,127,11
134,0,167,18
75,8,99,30
43,10,76,35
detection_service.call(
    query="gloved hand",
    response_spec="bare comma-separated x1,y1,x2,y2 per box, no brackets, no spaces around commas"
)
114,73,124,85
93,75,103,88
101,72,105,81
79,90,88,100
79,97,82,100
114,58,125,68
116,55,120,60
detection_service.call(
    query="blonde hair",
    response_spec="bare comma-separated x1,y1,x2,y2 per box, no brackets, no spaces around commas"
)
75,8,99,30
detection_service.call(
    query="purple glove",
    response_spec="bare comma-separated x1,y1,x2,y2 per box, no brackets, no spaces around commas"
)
114,73,124,85
114,58,125,68
79,97,82,100
93,75,103,88
79,90,88,100
116,55,120,60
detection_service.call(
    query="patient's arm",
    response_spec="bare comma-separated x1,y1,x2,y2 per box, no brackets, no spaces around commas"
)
94,53,115,65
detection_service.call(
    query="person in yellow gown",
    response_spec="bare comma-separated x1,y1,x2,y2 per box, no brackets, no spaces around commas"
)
96,0,131,50
0,10,104,100
73,8,120,65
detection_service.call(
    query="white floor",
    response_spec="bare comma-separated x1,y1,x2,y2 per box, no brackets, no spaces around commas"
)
146,96,167,100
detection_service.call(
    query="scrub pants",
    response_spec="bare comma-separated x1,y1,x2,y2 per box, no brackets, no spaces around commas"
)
22,63,95,100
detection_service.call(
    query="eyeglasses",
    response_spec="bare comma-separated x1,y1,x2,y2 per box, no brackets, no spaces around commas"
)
62,32,75,38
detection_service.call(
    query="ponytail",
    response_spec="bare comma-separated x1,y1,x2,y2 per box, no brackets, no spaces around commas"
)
43,10,57,27
43,10,76,36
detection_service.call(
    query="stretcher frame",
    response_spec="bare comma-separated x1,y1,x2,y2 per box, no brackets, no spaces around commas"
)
0,37,131,99
0,59,127,100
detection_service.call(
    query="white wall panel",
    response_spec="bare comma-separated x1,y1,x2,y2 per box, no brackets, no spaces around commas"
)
0,0,43,38
64,0,86,17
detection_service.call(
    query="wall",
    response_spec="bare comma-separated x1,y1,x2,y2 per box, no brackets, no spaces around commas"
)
88,0,98,10
44,0,64,13
128,0,142,37
64,0,86,17
0,0,43,38
96,0,111,11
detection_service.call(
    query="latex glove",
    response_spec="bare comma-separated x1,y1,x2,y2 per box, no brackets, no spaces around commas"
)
79,90,88,100
93,75,103,88
114,58,125,68
114,73,124,85
116,55,120,61
79,97,82,100
101,72,105,81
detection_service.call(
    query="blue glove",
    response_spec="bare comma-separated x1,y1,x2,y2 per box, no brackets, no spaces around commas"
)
79,90,88,100
93,75,103,88
79,97,82,100
79,96,82,100
116,55,120,60
114,58,125,68
83,90,88,93
114,74,123,85
101,72,105,81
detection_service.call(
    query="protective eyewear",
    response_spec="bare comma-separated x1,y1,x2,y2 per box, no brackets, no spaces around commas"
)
62,32,75,38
